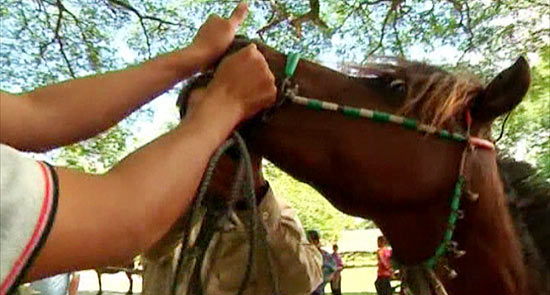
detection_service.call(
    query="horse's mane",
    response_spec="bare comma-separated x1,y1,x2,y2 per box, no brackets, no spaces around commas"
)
344,61,483,129
498,157,550,290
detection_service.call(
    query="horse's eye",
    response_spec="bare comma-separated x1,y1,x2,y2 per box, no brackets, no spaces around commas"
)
390,79,406,92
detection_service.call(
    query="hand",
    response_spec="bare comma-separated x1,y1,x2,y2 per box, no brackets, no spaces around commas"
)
200,44,276,124
190,2,247,70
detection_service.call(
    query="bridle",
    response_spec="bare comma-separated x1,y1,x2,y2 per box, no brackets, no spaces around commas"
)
279,53,495,295
172,50,497,295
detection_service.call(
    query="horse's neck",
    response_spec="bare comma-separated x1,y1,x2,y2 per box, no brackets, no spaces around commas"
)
444,154,528,295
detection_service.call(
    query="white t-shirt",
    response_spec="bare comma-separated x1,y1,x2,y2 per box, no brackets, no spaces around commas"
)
0,144,58,295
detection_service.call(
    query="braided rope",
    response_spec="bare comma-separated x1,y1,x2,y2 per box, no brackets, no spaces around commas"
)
233,133,258,295
172,138,235,295
171,132,278,295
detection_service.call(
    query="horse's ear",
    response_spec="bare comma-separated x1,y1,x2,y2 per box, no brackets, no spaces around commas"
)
471,57,530,123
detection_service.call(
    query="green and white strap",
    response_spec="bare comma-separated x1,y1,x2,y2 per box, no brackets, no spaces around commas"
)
283,52,467,143
287,95,468,142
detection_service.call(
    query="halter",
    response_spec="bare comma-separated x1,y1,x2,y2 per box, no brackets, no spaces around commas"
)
282,53,495,293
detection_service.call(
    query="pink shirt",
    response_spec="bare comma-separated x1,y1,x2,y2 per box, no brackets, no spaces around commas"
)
331,253,343,269
377,247,393,278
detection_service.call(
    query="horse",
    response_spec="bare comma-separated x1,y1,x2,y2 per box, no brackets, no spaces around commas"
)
94,261,141,294
169,37,545,295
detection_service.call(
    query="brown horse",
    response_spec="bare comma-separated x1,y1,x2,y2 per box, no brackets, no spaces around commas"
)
176,37,543,295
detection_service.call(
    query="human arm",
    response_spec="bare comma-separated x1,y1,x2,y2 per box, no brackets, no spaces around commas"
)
22,43,276,281
0,3,247,152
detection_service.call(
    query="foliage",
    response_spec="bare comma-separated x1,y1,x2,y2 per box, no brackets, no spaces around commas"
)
340,252,378,268
263,161,373,243
54,125,133,173
1,1,548,234
494,45,550,180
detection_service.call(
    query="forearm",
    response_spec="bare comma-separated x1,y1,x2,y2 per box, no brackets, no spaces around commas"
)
6,46,205,152
109,112,236,250
26,107,238,280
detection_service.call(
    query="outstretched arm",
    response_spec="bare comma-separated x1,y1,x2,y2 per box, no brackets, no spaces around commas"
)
0,3,247,152
24,43,276,281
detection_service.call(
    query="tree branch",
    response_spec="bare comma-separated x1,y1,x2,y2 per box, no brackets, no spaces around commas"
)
58,4,101,71
107,0,183,58
139,18,152,59
290,0,328,37
53,0,76,78
256,0,289,39
331,2,360,36
392,15,404,57
448,0,475,65
365,7,393,60
257,0,328,38
107,0,181,26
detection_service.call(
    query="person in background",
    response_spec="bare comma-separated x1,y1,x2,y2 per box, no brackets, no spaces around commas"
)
330,244,344,295
375,236,393,295
307,230,336,295
67,274,79,295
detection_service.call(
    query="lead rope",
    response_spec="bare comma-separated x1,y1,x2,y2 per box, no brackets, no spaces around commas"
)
171,132,278,295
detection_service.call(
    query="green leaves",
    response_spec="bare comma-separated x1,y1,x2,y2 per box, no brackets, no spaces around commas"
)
56,125,131,173
494,45,550,180
263,162,373,243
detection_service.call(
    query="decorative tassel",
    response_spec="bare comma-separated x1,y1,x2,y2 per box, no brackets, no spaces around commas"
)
453,249,467,258
466,190,479,202
443,265,458,280
447,241,467,258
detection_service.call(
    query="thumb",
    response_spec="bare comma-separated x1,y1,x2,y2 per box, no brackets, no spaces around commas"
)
229,2,248,29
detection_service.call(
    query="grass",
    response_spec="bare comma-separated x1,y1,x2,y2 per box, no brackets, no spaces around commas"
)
72,267,381,295
329,266,378,294
326,267,400,295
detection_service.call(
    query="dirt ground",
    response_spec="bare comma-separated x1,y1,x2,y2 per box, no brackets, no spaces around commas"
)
73,267,390,294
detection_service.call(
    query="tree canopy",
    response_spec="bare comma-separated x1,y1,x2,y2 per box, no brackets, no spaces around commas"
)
2,0,548,240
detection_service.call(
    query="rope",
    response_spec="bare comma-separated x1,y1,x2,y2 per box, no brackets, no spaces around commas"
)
171,132,278,295
172,139,236,295
233,133,257,295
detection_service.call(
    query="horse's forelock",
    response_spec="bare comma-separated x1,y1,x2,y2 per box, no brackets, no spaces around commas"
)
346,60,483,129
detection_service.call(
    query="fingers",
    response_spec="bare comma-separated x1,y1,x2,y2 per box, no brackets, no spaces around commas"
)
242,44,275,84
228,2,248,29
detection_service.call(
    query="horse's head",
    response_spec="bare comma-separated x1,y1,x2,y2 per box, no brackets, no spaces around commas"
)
178,37,531,267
